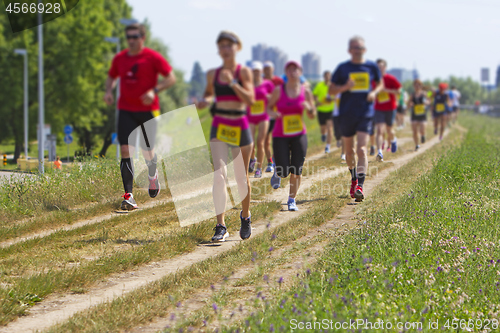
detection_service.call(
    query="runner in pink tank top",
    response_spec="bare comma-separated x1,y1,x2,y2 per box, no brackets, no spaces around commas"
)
266,60,316,211
247,61,275,178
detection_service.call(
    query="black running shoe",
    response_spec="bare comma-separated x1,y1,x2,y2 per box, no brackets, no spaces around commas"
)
212,224,229,242
369,145,375,156
239,212,252,240
249,158,256,173
148,170,160,198
121,193,138,210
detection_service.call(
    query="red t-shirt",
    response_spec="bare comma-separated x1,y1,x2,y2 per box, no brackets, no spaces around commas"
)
271,76,284,87
108,47,172,112
374,74,401,111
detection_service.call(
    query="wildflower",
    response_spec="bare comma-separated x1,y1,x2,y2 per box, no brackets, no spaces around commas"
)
212,303,218,313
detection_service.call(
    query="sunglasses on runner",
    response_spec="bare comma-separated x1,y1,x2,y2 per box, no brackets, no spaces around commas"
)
126,34,142,40
350,46,366,51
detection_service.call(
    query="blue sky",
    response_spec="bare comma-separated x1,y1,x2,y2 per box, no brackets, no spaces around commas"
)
128,0,500,83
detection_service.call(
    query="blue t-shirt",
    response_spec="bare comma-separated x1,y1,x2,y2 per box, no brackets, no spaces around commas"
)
330,60,381,118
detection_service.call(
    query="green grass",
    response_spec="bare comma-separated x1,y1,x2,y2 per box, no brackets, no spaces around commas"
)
222,114,500,332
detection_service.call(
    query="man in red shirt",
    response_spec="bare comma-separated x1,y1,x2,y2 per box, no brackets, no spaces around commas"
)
373,59,401,161
104,23,176,210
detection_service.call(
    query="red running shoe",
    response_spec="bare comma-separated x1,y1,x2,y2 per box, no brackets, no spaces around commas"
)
354,186,365,202
350,180,358,198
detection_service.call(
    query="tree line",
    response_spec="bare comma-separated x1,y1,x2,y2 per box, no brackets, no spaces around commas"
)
0,0,187,160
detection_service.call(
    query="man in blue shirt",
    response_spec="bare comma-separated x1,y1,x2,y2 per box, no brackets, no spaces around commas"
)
329,36,383,202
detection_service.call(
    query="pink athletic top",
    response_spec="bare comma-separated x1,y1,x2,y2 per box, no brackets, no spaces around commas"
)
273,84,307,138
246,79,275,124
214,64,243,102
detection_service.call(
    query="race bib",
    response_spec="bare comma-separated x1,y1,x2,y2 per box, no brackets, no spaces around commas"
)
436,103,445,113
349,72,370,92
377,91,390,103
283,115,303,135
414,104,425,115
216,123,241,146
250,100,265,115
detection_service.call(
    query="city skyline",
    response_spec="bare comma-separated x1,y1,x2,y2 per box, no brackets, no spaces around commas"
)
251,43,288,76
302,52,321,81
127,0,500,83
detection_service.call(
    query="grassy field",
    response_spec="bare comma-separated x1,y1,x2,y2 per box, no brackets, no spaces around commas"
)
219,114,500,332
0,109,483,332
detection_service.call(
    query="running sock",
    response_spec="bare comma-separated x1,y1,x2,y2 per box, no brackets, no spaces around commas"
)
357,173,366,188
326,144,331,150
145,153,158,177
288,196,295,202
378,149,383,155
350,167,357,181
268,158,273,164
120,158,134,194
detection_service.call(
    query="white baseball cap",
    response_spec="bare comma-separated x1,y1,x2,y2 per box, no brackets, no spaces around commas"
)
263,61,274,68
250,61,263,71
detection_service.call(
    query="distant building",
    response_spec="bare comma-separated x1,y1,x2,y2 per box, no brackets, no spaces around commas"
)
387,68,414,83
251,43,288,76
496,65,500,88
301,52,321,81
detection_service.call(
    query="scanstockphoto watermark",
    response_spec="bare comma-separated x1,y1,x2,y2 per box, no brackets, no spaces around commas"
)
290,318,423,331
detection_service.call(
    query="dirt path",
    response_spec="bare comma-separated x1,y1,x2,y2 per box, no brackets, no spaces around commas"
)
0,129,446,333
0,144,343,250
124,131,446,332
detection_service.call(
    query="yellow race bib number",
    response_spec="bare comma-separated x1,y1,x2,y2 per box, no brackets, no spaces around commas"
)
349,72,370,92
216,123,241,146
414,104,425,115
377,91,390,103
283,115,303,135
250,100,265,115
436,103,445,113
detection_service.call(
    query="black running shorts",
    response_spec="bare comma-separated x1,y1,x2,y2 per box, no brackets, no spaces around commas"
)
273,134,308,178
118,110,158,150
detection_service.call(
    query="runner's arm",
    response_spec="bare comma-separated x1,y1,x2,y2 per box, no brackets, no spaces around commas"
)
155,71,176,93
329,82,353,95
367,80,384,102
384,87,401,95
196,69,216,109
407,94,414,108
230,66,255,105
304,87,316,119
266,86,281,118
104,76,117,105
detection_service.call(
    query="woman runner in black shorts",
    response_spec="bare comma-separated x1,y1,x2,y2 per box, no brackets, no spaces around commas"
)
197,31,255,242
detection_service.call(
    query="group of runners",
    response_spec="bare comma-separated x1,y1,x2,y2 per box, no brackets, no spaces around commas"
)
104,24,460,243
